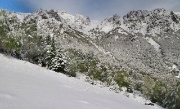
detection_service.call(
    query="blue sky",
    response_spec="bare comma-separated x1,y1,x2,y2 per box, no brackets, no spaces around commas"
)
0,0,34,12
0,0,180,20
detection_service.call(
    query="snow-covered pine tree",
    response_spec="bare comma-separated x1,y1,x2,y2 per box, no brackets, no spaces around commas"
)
45,37,56,68
45,37,67,73
50,49,67,73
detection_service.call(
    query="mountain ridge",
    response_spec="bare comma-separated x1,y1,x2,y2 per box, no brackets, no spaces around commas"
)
1,8,180,108
1,8,180,76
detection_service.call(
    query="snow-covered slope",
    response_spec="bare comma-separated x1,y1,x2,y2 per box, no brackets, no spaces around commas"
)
0,54,162,109
58,11,98,34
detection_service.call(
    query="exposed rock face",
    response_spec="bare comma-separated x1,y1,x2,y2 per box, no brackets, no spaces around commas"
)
123,8,180,36
74,14,91,25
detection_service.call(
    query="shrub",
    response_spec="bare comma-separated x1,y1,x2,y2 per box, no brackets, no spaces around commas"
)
141,76,155,98
114,70,130,88
88,68,102,80
65,49,100,77
175,86,180,109
2,36,21,52
151,80,166,104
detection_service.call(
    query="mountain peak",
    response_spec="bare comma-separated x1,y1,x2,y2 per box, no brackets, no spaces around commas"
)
74,14,91,25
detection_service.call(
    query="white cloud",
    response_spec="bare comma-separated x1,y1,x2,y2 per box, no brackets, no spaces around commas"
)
24,0,85,15
171,3,180,12
23,0,180,20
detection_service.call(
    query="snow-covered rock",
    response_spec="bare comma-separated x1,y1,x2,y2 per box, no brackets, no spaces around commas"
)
123,8,180,36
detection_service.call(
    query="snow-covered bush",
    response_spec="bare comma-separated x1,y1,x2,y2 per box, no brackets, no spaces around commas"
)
114,70,131,89
139,75,180,109
65,48,108,78
0,24,21,56
65,48,132,89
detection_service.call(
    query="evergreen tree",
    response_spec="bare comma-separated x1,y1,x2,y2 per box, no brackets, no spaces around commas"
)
45,37,56,68
51,49,67,73
45,37,67,73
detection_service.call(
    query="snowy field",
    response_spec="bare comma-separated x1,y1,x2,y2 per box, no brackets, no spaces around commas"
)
0,54,162,109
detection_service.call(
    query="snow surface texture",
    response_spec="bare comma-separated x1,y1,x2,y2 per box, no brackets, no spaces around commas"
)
0,54,162,109
145,37,161,52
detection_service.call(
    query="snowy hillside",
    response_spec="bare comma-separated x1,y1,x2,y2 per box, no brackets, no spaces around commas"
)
0,54,162,109
1,8,180,109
